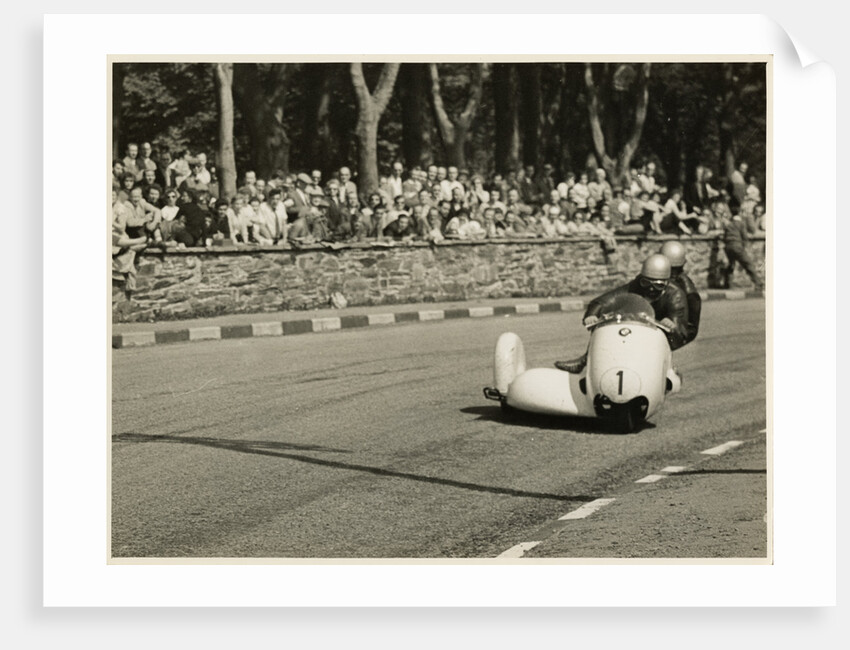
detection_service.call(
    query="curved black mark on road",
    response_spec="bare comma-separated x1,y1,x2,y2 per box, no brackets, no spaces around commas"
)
113,432,592,502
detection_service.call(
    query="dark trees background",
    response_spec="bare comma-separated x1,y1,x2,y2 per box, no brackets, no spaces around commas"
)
113,61,767,196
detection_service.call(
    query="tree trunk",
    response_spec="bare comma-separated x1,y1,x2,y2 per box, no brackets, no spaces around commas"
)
585,62,651,188
428,63,484,169
493,63,520,174
233,63,291,179
718,64,738,181
112,63,125,160
519,64,542,168
350,62,401,196
302,63,334,173
400,63,429,168
556,64,584,176
214,63,237,200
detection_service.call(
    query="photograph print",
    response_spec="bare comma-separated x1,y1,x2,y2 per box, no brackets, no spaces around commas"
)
110,58,769,561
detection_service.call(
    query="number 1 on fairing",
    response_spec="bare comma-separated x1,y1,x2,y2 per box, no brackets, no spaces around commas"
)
616,370,624,395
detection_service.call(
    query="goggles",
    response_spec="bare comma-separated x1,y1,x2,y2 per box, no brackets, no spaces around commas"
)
639,276,668,292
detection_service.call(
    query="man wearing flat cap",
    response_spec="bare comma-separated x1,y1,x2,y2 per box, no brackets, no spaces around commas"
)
286,172,314,221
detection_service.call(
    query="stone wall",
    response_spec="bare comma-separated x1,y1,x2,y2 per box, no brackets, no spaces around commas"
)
112,235,766,323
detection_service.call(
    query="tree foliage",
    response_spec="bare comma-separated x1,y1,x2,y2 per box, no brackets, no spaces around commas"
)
114,61,767,191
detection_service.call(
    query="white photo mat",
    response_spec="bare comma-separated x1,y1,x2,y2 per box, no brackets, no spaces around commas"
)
43,13,835,607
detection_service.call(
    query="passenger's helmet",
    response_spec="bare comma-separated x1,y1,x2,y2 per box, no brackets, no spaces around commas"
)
640,254,672,280
659,240,686,268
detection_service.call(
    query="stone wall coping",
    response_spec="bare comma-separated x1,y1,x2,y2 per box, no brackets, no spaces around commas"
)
141,233,765,256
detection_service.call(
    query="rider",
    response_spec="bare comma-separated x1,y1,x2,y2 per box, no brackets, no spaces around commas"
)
555,253,690,373
659,240,701,345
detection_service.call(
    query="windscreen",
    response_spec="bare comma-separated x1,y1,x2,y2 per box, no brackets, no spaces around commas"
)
599,293,655,322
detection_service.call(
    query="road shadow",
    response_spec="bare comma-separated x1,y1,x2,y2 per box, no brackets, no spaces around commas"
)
112,432,593,503
460,405,656,435
112,432,350,454
676,469,766,475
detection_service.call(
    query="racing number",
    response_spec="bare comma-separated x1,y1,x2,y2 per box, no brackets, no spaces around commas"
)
616,370,624,395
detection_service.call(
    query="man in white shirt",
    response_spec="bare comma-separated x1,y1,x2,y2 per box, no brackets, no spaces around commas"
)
338,166,358,207
388,161,404,199
194,152,212,185
440,166,464,202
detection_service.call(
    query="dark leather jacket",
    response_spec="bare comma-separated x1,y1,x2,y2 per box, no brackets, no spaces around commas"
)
584,276,690,350
672,271,701,344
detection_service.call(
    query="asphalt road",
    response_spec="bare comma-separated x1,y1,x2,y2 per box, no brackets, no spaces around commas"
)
111,300,767,559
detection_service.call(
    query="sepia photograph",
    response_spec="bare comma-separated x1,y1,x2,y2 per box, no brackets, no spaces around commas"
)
109,56,769,562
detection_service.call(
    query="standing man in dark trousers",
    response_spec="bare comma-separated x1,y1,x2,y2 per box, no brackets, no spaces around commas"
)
721,212,764,291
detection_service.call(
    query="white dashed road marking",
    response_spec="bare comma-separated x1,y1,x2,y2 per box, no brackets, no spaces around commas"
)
497,541,541,558
701,440,744,456
635,474,665,483
558,498,616,520
496,434,756,558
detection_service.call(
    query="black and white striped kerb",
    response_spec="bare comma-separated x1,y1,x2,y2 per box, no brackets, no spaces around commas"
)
111,290,764,349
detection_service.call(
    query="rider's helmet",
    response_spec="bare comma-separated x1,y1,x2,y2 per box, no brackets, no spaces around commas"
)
659,240,686,269
638,253,671,299
641,253,672,280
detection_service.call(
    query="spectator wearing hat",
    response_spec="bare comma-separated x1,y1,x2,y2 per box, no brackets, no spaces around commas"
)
286,173,314,221
306,188,332,241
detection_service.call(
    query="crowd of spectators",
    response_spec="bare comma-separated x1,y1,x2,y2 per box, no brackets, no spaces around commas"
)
112,141,767,295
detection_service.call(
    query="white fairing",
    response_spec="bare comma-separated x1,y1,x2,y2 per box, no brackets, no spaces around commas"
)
498,318,676,421
494,332,527,394
506,368,595,417
587,320,671,418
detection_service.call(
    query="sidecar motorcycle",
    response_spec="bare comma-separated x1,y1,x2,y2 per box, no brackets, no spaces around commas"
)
483,294,682,433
